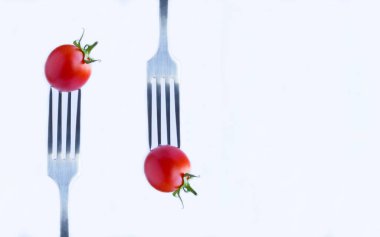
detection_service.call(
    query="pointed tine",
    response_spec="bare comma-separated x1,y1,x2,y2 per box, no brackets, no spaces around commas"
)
48,88,53,155
165,78,171,145
57,91,63,156
75,90,81,156
156,78,162,146
147,82,153,149
66,92,72,158
174,81,181,148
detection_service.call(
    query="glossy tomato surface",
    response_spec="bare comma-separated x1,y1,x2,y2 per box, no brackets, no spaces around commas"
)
45,44,91,92
144,145,191,192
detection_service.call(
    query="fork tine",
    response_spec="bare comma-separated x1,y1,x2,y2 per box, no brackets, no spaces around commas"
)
156,79,162,146
48,88,53,155
66,92,72,158
75,90,81,156
165,78,171,145
174,81,180,147
147,82,153,149
57,91,63,156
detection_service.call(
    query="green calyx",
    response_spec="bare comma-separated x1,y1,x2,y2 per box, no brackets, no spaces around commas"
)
172,173,199,208
73,29,99,64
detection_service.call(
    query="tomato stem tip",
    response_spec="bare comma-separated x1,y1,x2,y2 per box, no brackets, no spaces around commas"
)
172,173,199,208
73,29,100,64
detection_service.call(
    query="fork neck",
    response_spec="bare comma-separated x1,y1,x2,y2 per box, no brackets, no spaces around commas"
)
158,0,169,53
59,185,69,237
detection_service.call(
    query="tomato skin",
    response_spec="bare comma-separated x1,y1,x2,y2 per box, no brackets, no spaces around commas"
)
144,145,191,192
45,44,91,92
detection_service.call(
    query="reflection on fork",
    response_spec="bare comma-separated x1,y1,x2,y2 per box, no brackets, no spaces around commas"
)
48,88,81,237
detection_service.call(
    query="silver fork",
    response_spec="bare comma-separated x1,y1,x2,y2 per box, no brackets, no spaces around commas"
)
48,88,81,237
147,0,180,149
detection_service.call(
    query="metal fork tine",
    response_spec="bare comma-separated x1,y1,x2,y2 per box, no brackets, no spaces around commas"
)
57,91,63,156
75,90,81,156
156,79,162,146
165,78,171,145
174,81,181,147
48,88,53,155
66,92,72,158
147,82,153,149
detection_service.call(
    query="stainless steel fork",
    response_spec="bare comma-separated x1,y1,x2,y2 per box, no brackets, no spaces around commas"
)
48,88,81,237
147,0,180,149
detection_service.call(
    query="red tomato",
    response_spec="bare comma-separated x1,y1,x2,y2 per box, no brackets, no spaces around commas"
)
144,145,198,203
45,32,98,92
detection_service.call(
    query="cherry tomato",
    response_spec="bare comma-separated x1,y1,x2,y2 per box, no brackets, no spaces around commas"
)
144,145,198,204
45,32,98,92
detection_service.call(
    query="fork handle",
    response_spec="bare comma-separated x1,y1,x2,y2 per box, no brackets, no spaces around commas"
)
59,185,70,237
159,0,169,52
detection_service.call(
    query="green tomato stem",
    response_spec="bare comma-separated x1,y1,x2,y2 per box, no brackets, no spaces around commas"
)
73,29,100,64
172,173,199,208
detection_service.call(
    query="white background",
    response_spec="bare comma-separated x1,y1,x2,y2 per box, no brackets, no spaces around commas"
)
0,0,380,236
